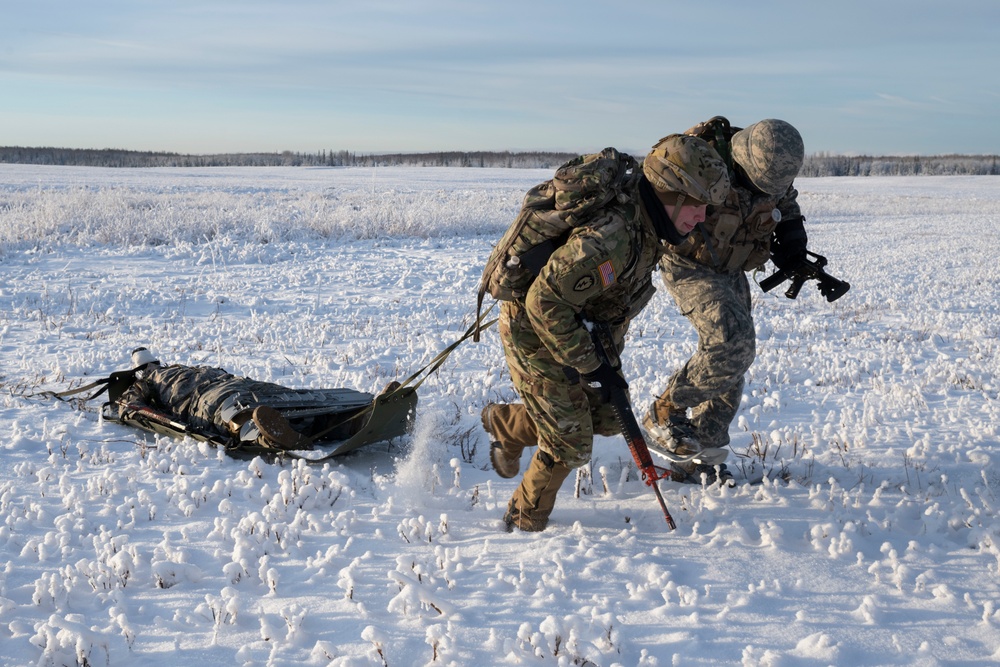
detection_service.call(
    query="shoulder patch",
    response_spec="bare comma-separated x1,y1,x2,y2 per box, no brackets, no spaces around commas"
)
598,260,617,288
574,275,595,292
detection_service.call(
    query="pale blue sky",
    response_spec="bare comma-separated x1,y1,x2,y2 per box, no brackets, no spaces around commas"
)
2,0,997,156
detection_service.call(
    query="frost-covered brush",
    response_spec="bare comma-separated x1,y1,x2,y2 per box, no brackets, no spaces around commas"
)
586,320,677,530
758,250,850,302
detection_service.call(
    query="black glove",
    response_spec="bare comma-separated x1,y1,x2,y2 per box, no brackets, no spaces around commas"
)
771,215,808,270
581,362,628,404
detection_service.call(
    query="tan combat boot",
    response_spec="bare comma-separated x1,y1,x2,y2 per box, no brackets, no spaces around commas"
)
481,403,537,479
643,400,699,454
503,449,572,532
642,400,734,485
642,398,703,478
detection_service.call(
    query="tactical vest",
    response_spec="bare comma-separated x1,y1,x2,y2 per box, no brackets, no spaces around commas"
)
672,117,786,273
675,186,784,272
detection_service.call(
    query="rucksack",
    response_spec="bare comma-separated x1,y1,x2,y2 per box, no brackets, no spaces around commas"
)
683,115,738,168
474,148,642,339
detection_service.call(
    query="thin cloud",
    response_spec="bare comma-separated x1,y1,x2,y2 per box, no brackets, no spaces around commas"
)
1,1,998,153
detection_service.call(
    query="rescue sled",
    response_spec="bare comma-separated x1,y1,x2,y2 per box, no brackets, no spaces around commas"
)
99,380,417,460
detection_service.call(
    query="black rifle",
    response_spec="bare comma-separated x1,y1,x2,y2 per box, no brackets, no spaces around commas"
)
758,250,850,302
586,321,677,530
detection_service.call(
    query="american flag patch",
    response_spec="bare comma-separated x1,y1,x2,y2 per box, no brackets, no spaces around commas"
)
598,260,616,288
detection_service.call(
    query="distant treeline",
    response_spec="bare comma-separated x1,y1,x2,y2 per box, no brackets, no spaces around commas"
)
799,153,1000,177
0,147,577,169
2,146,999,175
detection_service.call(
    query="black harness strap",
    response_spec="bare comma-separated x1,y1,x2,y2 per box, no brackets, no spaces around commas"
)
28,369,138,404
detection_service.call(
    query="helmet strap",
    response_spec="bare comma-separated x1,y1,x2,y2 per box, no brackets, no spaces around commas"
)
638,176,687,245
671,193,686,226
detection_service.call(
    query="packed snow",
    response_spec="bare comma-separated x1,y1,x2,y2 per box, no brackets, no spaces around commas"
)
1,164,999,666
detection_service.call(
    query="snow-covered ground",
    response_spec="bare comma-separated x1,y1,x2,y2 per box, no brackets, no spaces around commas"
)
1,164,998,666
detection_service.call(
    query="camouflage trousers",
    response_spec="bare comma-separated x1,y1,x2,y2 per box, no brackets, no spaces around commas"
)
498,301,623,469
653,253,756,456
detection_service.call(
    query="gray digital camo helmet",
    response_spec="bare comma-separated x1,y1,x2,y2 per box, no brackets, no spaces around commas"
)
642,134,729,206
730,119,804,195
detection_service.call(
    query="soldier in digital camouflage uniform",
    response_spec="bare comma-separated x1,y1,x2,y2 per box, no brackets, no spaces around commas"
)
642,118,808,483
481,134,730,532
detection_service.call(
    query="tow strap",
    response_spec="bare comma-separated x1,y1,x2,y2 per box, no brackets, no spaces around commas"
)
288,304,499,457
394,305,498,393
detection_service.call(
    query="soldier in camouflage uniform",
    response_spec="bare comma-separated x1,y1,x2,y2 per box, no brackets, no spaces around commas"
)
481,134,730,532
117,348,312,449
642,118,808,483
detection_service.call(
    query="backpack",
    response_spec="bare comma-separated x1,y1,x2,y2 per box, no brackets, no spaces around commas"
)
474,148,641,339
684,116,737,169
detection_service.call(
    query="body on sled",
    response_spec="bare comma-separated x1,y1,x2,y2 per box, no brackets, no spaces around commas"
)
88,351,418,458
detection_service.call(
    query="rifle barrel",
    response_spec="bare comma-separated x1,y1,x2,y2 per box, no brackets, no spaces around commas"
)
590,322,677,530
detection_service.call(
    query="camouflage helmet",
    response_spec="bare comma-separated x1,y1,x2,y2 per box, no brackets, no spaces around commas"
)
730,119,804,195
642,134,729,206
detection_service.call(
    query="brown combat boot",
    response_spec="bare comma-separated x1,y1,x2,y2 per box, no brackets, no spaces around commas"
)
252,406,307,450
643,400,701,460
643,400,736,485
481,403,537,479
503,449,572,532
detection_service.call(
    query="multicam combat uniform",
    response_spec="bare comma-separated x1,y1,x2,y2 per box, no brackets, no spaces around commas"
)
499,194,665,468
648,118,806,468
